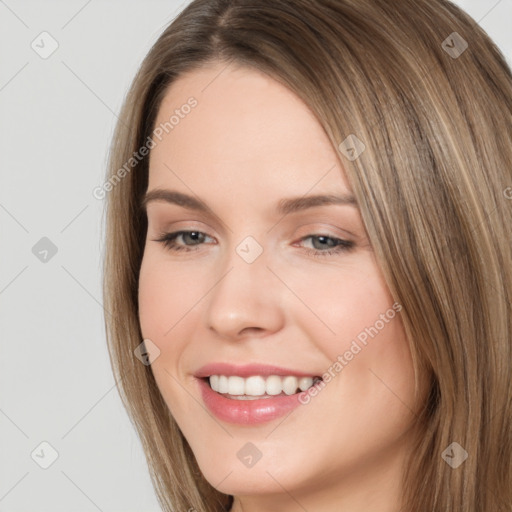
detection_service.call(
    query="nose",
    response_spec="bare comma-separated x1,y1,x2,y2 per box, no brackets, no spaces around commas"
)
204,244,286,340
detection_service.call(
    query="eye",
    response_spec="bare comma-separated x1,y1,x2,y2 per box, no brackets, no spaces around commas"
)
153,231,355,257
297,234,355,257
153,230,215,252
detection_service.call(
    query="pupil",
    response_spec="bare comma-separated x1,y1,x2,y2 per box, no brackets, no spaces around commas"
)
314,236,333,249
187,232,202,244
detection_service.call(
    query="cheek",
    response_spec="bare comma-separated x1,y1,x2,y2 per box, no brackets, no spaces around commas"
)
137,255,196,409
138,255,204,417
283,257,400,356
138,266,167,345
288,259,414,410
138,254,206,345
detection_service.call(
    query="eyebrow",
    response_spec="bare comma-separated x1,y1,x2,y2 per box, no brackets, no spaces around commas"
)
141,189,358,216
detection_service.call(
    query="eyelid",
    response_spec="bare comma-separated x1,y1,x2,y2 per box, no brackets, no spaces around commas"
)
293,222,356,240
146,208,227,238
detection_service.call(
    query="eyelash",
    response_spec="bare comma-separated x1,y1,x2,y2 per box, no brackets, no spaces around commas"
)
153,230,355,257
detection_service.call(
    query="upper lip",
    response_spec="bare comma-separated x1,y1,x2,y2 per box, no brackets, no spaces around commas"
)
194,362,321,379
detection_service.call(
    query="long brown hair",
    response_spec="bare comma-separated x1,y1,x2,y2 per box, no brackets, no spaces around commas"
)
102,1,512,510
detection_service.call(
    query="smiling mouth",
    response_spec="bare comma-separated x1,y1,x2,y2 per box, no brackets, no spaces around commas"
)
204,374,323,400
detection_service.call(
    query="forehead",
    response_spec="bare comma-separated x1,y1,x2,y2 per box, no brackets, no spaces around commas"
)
148,61,350,199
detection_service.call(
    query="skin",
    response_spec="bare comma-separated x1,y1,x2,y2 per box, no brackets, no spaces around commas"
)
138,60,421,512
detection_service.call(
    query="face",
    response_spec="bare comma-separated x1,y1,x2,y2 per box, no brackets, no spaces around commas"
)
138,60,418,507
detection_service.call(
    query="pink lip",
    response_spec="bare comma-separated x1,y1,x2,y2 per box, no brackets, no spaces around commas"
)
194,363,319,425
197,378,304,425
194,362,319,379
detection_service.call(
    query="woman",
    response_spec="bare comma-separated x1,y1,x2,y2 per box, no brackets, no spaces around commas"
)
102,0,512,510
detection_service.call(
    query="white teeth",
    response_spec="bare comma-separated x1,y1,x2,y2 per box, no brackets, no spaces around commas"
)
227,376,245,395
245,376,266,396
209,375,219,391
282,376,298,395
208,374,319,396
265,375,283,395
218,375,229,394
298,377,313,391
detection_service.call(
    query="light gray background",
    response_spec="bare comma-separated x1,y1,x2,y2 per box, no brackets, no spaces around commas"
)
1,1,511,510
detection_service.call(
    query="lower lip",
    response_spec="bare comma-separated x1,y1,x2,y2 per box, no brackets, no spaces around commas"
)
197,378,304,425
